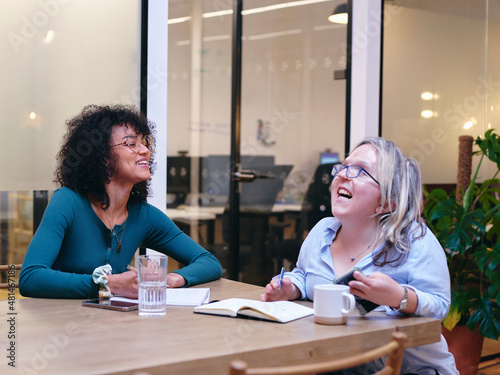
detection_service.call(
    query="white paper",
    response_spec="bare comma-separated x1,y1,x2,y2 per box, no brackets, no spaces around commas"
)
111,288,210,307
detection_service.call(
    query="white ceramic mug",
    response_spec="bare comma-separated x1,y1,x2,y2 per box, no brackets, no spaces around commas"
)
314,284,356,325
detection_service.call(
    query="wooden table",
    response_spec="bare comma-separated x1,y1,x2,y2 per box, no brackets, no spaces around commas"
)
0,279,441,375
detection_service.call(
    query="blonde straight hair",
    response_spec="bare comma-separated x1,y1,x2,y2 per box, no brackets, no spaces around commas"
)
354,137,426,265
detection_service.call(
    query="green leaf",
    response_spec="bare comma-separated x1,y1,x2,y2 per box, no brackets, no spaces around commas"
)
431,202,485,254
488,279,500,301
426,129,500,341
476,129,500,170
466,296,500,340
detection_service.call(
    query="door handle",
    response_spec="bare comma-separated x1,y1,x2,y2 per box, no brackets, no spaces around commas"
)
232,169,275,182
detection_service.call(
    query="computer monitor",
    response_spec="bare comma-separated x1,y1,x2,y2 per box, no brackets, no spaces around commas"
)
199,155,275,206
320,152,339,165
239,164,293,213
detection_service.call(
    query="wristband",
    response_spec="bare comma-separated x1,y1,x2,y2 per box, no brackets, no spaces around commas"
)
92,264,113,299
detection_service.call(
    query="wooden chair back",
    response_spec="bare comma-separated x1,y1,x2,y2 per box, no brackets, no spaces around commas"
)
229,331,406,375
8,192,33,265
0,264,22,289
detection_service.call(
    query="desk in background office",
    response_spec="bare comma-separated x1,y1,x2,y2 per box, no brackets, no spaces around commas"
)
167,204,303,283
167,206,224,245
0,278,441,375
167,203,302,243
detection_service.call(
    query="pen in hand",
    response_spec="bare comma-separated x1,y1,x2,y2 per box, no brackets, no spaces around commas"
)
126,264,138,272
278,267,285,289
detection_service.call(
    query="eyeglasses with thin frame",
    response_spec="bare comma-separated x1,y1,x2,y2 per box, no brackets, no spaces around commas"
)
331,164,380,186
110,134,155,154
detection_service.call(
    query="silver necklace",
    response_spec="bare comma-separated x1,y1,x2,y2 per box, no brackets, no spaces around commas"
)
342,236,376,262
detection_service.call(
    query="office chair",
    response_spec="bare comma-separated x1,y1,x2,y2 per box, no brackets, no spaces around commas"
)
302,163,335,229
229,331,406,375
272,163,335,272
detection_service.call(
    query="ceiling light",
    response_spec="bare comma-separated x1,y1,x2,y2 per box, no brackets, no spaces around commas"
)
328,3,348,24
44,30,54,43
168,16,191,25
169,0,333,24
463,117,477,130
420,110,433,119
421,92,433,100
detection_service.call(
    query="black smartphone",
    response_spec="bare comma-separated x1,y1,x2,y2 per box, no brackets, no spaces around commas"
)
82,299,138,312
333,268,380,316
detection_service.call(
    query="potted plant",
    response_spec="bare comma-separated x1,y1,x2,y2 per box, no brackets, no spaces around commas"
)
424,129,500,374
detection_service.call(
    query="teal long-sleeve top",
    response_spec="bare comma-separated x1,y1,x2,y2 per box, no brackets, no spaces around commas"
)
19,187,222,298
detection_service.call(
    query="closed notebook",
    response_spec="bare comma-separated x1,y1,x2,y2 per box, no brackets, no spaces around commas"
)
193,298,313,323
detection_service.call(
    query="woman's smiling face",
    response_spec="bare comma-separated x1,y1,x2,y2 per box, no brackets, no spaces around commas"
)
331,144,382,221
109,124,151,186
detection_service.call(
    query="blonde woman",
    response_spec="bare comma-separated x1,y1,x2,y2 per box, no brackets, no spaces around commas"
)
261,137,458,375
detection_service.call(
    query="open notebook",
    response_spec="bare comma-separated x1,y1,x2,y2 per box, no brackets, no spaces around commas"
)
111,288,210,307
193,298,313,323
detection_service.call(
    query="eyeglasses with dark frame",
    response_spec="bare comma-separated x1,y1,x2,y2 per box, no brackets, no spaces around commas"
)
331,164,380,186
110,134,155,154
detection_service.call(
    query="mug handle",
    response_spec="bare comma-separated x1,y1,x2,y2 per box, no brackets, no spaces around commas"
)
341,292,356,315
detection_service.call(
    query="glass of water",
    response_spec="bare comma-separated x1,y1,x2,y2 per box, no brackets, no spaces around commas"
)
138,254,167,316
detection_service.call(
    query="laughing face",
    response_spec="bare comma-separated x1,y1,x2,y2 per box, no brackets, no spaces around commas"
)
109,124,151,186
331,144,382,222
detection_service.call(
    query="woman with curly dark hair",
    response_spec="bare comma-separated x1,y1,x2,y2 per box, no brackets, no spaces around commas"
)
20,104,222,298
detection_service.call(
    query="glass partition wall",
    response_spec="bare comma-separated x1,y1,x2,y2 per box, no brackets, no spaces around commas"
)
3,0,498,287
0,1,141,277
1,0,346,287
167,0,347,284
382,0,500,184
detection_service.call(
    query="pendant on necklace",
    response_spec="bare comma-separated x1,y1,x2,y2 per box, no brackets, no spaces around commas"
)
106,216,127,254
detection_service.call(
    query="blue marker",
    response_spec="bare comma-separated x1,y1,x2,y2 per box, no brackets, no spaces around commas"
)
278,267,285,289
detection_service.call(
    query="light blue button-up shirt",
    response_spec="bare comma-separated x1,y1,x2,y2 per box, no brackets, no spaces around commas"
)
282,217,458,375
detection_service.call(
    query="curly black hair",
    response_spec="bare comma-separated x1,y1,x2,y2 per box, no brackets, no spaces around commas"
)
54,104,156,209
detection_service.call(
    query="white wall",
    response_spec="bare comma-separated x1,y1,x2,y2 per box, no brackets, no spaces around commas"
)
0,0,141,191
383,2,500,183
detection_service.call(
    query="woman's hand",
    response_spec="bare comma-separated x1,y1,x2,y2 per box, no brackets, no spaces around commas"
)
107,271,138,298
348,271,416,314
260,277,300,302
